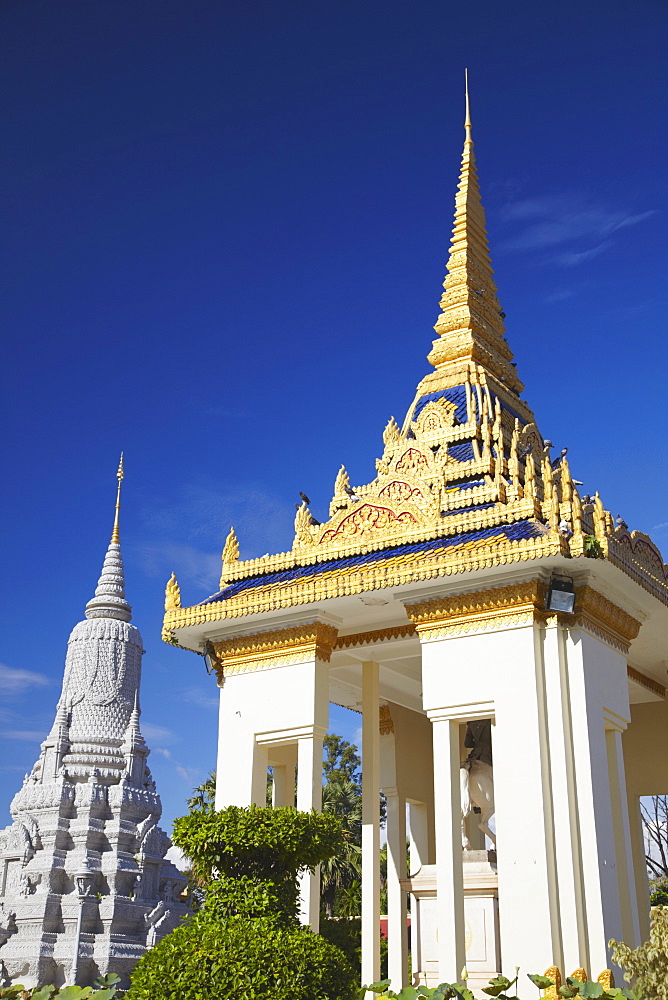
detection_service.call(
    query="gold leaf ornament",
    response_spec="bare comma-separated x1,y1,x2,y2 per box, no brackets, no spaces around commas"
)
222,526,240,565
164,572,181,611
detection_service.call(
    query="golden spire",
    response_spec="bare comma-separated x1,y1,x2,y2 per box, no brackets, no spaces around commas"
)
423,71,527,404
111,453,124,544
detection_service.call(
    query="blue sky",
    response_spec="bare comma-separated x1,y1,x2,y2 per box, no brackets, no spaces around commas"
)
1,0,667,833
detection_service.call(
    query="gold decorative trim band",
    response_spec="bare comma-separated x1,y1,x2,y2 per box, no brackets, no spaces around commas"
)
405,580,547,640
574,586,642,654
212,623,338,679
627,664,665,699
335,623,416,650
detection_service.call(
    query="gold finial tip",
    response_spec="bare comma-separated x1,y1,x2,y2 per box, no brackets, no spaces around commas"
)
464,68,472,140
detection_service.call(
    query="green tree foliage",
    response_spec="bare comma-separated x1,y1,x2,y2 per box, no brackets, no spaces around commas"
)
321,775,362,917
610,904,668,999
126,805,357,1000
324,734,363,792
185,770,216,813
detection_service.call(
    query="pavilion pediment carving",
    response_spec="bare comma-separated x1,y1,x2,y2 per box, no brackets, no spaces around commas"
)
317,501,425,546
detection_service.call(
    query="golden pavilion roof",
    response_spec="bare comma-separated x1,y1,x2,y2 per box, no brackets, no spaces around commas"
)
162,83,668,642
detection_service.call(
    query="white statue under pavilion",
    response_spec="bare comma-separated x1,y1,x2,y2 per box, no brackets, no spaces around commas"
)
0,460,186,989
161,82,668,988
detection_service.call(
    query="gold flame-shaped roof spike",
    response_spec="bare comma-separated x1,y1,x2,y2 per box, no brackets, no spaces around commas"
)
423,71,525,401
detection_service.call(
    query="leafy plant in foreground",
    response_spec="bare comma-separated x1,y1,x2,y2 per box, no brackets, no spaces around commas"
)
359,969,641,1000
610,903,668,1000
0,981,119,1000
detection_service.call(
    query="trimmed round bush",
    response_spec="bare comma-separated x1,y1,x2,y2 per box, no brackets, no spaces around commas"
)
126,912,357,1000
127,806,357,1000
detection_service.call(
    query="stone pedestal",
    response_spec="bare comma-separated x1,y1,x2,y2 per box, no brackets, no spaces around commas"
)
401,851,500,994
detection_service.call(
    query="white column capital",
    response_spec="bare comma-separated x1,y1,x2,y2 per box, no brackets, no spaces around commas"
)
602,708,630,733
427,702,495,724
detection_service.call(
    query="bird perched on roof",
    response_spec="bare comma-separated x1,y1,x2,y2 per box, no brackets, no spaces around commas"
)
551,447,568,468
520,443,533,457
543,439,554,449
581,494,592,505
344,486,362,502
299,492,311,505
559,518,573,539
616,514,629,530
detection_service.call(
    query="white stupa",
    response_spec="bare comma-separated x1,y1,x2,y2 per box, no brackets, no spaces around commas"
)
0,458,187,989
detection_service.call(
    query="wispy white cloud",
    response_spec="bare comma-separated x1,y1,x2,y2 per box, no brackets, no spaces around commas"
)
183,687,219,710
0,663,50,694
176,764,199,784
139,480,292,594
546,288,577,303
552,241,611,268
139,542,220,592
153,747,173,759
497,194,655,268
652,521,668,531
142,722,179,745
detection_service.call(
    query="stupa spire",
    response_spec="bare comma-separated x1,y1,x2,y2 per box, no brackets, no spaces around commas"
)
424,72,525,400
85,454,131,622
111,452,124,544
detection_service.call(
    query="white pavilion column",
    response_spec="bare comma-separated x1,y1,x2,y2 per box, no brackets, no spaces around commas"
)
297,727,325,931
385,789,408,987
362,660,381,986
428,712,466,984
564,624,637,972
606,722,640,947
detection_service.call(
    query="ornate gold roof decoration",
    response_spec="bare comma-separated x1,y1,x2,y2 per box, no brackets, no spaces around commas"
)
220,526,240,587
164,572,181,611
162,79,668,640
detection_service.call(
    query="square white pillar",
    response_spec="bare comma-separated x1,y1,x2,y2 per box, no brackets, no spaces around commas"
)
362,660,381,986
429,713,465,984
297,731,325,931
606,725,640,947
385,789,408,988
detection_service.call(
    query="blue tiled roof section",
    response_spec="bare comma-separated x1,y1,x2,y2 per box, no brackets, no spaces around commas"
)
413,386,467,424
449,478,485,491
449,441,475,463
202,519,543,604
441,502,495,517
412,385,527,428
501,400,526,425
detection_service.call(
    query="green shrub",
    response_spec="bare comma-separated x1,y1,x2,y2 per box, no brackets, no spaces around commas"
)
126,805,356,1000
610,904,668,1000
127,912,356,1000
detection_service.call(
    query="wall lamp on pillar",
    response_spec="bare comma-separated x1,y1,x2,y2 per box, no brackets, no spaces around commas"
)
202,641,221,677
546,576,576,614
